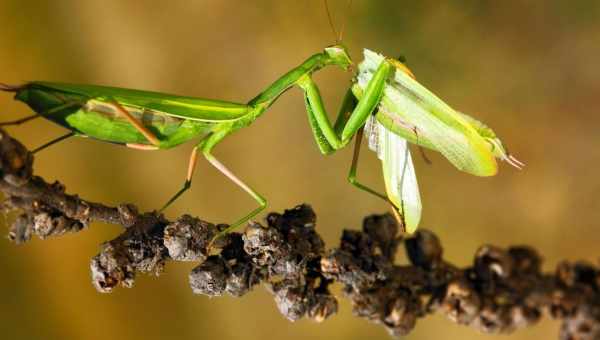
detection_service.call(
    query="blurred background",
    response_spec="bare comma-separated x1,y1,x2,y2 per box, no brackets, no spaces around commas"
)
1,1,599,339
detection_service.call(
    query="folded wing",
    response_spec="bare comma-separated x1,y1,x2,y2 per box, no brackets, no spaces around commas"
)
365,115,422,233
356,49,498,177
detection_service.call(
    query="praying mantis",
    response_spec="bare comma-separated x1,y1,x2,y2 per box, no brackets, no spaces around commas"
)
0,41,521,238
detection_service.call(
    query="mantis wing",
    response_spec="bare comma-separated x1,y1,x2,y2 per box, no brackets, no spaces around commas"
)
23,82,250,122
365,115,422,233
355,49,498,177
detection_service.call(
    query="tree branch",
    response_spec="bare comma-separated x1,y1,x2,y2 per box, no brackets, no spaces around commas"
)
0,128,597,339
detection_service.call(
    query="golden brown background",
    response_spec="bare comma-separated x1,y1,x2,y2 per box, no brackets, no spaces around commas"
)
1,1,599,339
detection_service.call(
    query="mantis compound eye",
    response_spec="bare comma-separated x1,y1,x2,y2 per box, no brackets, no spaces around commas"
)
324,45,353,69
396,55,407,63
388,58,416,79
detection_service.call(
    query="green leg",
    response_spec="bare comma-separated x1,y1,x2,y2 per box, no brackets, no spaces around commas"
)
333,88,359,136
304,92,394,206
304,95,334,155
32,132,75,154
159,144,200,212
300,65,395,204
0,114,40,126
303,87,358,155
297,59,392,150
200,130,267,241
298,61,409,228
347,127,390,202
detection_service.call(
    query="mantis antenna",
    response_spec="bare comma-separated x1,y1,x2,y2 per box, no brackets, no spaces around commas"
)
323,0,354,43
338,0,353,42
323,0,339,43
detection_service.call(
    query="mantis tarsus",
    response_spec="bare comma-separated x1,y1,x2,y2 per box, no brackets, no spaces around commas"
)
0,43,521,238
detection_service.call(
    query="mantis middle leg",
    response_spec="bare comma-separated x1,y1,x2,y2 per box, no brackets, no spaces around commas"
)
159,144,201,212
0,114,40,126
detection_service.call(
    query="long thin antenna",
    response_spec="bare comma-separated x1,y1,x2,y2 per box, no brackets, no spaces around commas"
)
323,0,339,43
338,0,353,42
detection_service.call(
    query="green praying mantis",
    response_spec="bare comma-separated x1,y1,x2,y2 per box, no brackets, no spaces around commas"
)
0,40,522,238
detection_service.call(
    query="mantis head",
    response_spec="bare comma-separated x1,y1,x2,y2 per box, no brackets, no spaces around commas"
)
324,45,352,70
388,58,416,80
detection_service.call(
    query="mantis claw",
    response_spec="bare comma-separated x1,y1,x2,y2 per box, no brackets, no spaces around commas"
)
390,205,406,234
0,83,22,92
505,154,525,170
207,229,229,252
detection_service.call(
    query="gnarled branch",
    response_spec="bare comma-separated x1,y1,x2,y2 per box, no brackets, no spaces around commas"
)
0,128,597,339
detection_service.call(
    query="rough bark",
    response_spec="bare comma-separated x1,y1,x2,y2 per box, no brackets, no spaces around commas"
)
1,128,598,339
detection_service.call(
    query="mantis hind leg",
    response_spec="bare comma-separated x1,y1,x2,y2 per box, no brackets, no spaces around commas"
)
1,99,81,137
7,101,89,153
206,149,267,238
200,131,267,242
0,114,40,126
32,132,76,154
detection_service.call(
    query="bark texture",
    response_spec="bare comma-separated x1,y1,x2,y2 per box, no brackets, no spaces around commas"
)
1,128,598,339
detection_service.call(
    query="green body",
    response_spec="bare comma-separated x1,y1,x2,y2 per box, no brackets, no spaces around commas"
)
15,47,352,150
6,45,516,234
17,83,221,147
352,49,513,177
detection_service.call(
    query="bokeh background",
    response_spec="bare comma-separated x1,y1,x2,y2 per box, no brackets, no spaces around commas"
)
1,1,599,339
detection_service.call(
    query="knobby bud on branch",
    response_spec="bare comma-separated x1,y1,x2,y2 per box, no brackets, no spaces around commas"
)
0,128,598,339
